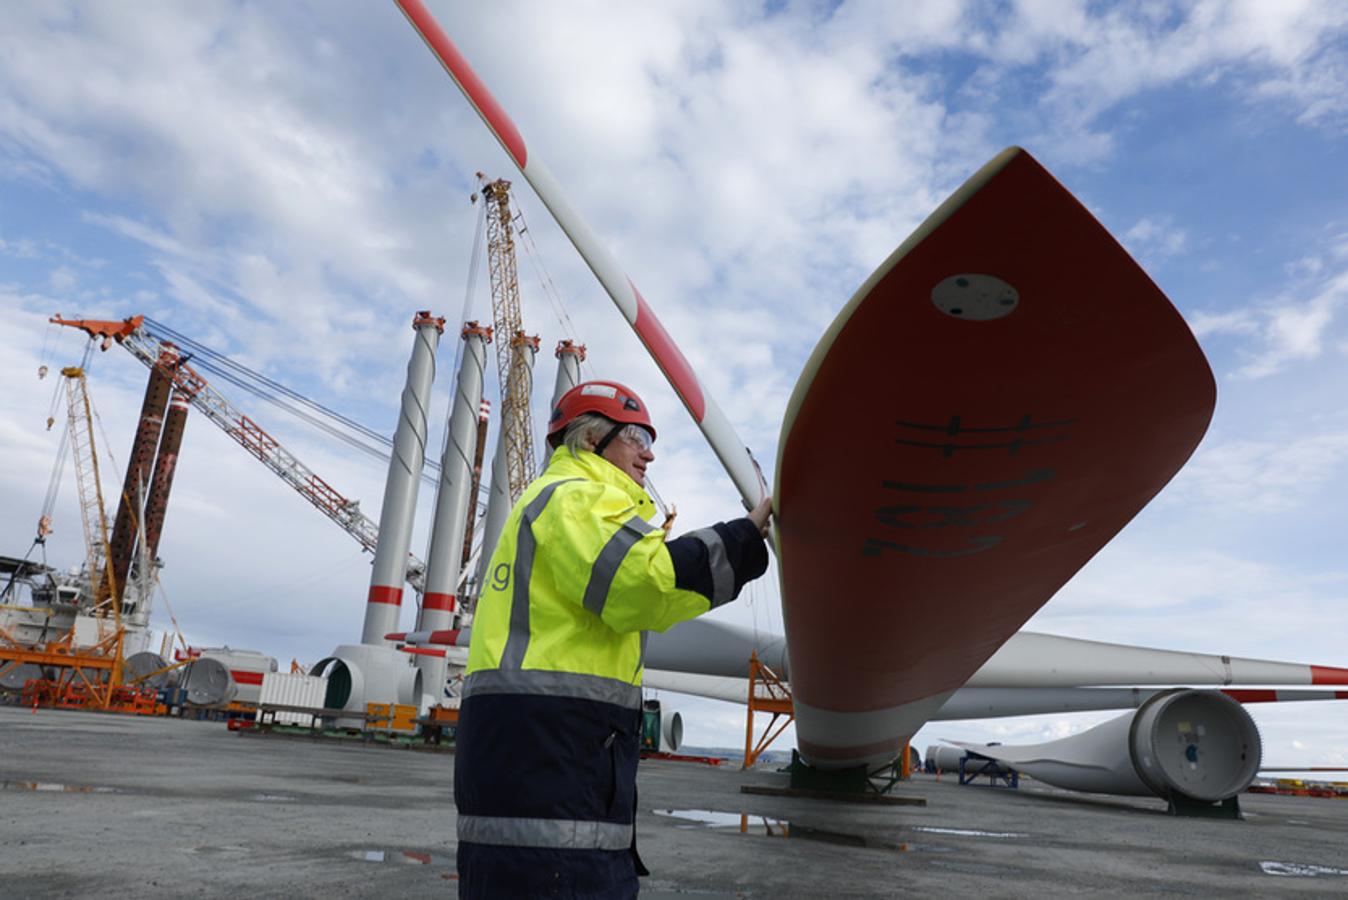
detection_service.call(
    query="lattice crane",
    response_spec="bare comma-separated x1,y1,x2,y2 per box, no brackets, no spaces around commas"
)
480,176,538,502
58,366,120,626
49,315,427,592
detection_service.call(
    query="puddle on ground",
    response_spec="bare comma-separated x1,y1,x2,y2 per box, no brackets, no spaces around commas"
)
912,826,1026,839
651,810,952,854
1260,861,1348,878
654,809,789,834
1,780,117,794
349,848,445,866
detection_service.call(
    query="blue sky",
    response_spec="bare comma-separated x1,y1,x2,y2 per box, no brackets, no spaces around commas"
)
3,1,1347,767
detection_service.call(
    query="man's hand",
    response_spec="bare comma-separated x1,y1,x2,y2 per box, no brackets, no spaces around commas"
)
747,495,773,536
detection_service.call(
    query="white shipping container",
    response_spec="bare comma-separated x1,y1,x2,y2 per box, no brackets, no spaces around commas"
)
256,672,327,726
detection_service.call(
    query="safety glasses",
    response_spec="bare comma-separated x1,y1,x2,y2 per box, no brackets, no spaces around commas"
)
618,423,654,452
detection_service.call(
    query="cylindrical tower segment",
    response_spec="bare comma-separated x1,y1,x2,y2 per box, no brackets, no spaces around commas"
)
361,311,444,646
550,339,585,409
472,333,538,606
100,349,176,605
415,322,491,694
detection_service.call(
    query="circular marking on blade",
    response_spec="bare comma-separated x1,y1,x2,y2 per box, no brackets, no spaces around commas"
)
932,274,1019,321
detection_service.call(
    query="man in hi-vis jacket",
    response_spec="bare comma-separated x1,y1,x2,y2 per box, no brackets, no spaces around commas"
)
455,380,772,898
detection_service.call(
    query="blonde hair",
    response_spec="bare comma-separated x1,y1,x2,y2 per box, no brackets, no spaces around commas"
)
561,412,616,459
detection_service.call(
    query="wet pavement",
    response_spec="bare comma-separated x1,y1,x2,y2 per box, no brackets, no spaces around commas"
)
2,705,1347,897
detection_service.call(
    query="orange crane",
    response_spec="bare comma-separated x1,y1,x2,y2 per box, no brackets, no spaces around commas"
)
49,315,427,591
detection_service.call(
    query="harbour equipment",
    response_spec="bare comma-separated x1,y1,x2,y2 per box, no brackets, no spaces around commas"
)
551,339,584,407
360,310,443,647
741,651,794,769
312,312,442,721
480,177,537,504
947,688,1263,817
396,1,771,513
459,397,492,600
255,671,328,727
123,651,178,690
925,746,1019,788
49,315,429,591
471,330,539,601
179,656,237,707
140,390,190,569
58,368,118,620
96,355,173,613
196,647,279,707
415,320,490,700
640,698,683,753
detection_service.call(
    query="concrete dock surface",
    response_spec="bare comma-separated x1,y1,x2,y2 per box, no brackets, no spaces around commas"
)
2,706,1346,897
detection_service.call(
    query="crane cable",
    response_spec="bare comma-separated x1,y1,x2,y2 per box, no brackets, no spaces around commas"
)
140,317,442,488
513,202,671,520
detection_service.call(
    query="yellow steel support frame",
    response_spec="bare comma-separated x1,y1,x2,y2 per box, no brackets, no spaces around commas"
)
742,651,795,769
482,178,537,503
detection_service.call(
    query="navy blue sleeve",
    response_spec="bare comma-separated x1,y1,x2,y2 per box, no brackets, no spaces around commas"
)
665,518,768,608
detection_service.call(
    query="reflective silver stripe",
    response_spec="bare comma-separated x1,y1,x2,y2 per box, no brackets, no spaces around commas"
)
462,668,642,709
687,526,734,608
499,479,579,670
458,815,633,851
634,631,649,679
583,514,657,617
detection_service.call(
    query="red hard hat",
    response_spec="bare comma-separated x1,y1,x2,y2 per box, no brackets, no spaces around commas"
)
547,380,655,447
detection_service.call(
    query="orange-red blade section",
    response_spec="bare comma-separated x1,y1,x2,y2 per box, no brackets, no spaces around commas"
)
776,147,1216,765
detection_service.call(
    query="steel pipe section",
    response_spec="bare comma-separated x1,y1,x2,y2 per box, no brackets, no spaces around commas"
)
361,312,444,646
312,644,423,726
123,651,177,690
551,339,584,408
180,657,237,707
416,323,489,700
472,337,538,597
952,689,1262,802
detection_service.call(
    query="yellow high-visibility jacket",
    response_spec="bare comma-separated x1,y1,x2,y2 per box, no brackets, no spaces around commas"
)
466,444,753,698
455,443,767,886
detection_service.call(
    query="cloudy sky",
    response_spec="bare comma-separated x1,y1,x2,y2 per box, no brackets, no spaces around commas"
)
3,1,1347,769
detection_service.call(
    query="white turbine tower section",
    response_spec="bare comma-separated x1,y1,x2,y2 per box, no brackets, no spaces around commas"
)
412,322,490,698
361,311,444,647
551,339,585,408
472,335,539,601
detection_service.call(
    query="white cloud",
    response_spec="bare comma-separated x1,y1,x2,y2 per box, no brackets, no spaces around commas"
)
1124,215,1189,259
1163,432,1348,514
3,0,1348,763
48,265,75,292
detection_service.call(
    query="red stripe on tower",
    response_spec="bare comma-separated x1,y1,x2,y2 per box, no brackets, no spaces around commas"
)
1311,665,1348,685
630,284,706,422
424,592,455,612
394,0,527,168
368,585,403,607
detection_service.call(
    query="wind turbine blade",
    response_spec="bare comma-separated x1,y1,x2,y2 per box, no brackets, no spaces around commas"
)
393,0,768,510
